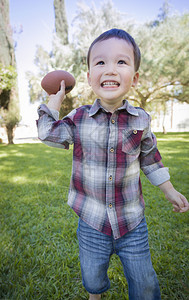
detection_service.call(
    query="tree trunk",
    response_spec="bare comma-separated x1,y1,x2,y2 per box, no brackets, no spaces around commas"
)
140,100,147,109
6,124,14,144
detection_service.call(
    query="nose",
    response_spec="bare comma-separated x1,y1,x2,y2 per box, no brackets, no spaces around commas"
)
104,63,117,75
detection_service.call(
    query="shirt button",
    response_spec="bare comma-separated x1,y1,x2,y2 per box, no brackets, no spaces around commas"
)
110,148,114,153
109,203,112,208
109,175,112,181
133,130,137,134
111,119,115,124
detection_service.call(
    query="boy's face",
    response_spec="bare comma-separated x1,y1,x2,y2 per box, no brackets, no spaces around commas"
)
87,38,139,109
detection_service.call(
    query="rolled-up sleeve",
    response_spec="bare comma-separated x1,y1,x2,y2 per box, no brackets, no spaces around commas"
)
140,115,170,186
144,166,170,186
37,104,75,149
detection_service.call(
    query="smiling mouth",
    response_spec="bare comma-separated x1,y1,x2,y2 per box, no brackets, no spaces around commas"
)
101,81,120,87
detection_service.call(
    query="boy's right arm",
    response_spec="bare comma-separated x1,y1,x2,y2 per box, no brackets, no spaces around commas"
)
37,80,74,148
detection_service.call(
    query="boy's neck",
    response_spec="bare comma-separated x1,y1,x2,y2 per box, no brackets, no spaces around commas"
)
100,99,124,113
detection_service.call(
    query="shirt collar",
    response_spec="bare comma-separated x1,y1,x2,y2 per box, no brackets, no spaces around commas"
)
89,99,103,116
89,99,139,117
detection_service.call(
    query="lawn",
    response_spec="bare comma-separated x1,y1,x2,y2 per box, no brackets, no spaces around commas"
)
0,133,188,299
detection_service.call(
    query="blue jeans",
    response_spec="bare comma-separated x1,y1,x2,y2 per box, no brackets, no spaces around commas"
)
77,218,161,299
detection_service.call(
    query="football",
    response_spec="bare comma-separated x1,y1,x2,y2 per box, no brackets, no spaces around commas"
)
41,70,75,95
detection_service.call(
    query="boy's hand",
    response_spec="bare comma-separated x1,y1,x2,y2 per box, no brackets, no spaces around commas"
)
158,181,189,213
165,189,189,213
47,80,65,111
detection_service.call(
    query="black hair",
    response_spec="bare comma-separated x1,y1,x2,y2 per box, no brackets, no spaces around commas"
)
87,28,141,72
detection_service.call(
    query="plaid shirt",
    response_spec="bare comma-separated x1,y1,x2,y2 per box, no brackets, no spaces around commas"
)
37,99,170,239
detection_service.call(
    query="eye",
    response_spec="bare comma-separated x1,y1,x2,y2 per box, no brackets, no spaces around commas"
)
96,61,104,65
118,60,127,65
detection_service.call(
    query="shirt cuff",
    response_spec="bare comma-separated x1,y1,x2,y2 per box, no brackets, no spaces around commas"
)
37,104,59,120
146,167,170,186
48,108,59,120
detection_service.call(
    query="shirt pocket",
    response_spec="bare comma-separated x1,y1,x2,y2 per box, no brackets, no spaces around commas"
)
122,129,144,155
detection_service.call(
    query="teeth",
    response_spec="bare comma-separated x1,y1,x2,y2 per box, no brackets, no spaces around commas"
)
102,81,119,87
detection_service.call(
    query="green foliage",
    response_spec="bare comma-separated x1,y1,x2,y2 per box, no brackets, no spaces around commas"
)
0,133,188,299
0,66,20,144
0,94,20,125
0,0,20,144
0,0,15,67
0,65,17,110
0,64,20,143
0,65,17,91
54,0,68,45
128,12,189,108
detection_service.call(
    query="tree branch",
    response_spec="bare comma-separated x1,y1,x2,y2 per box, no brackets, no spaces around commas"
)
146,80,182,98
127,96,141,106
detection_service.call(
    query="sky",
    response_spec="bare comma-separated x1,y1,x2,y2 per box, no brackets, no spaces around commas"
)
9,0,189,126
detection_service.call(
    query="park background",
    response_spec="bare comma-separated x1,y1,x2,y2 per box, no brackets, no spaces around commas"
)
0,1,189,299
0,0,189,143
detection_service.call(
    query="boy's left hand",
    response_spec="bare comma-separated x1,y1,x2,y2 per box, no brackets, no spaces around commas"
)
165,189,189,213
159,181,189,213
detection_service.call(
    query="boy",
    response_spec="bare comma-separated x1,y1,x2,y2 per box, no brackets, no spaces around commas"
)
37,29,189,300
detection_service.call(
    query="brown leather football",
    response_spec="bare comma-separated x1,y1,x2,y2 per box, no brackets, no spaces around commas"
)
41,70,75,95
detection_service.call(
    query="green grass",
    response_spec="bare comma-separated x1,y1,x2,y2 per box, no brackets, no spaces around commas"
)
0,133,188,299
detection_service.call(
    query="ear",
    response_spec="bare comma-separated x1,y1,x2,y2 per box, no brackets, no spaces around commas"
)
132,72,139,87
87,71,91,86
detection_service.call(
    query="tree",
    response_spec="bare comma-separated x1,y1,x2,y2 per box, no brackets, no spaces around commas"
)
27,0,132,110
27,0,74,118
68,1,189,113
128,11,189,110
27,0,189,124
0,0,20,144
54,0,68,44
149,0,170,27
53,0,74,117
